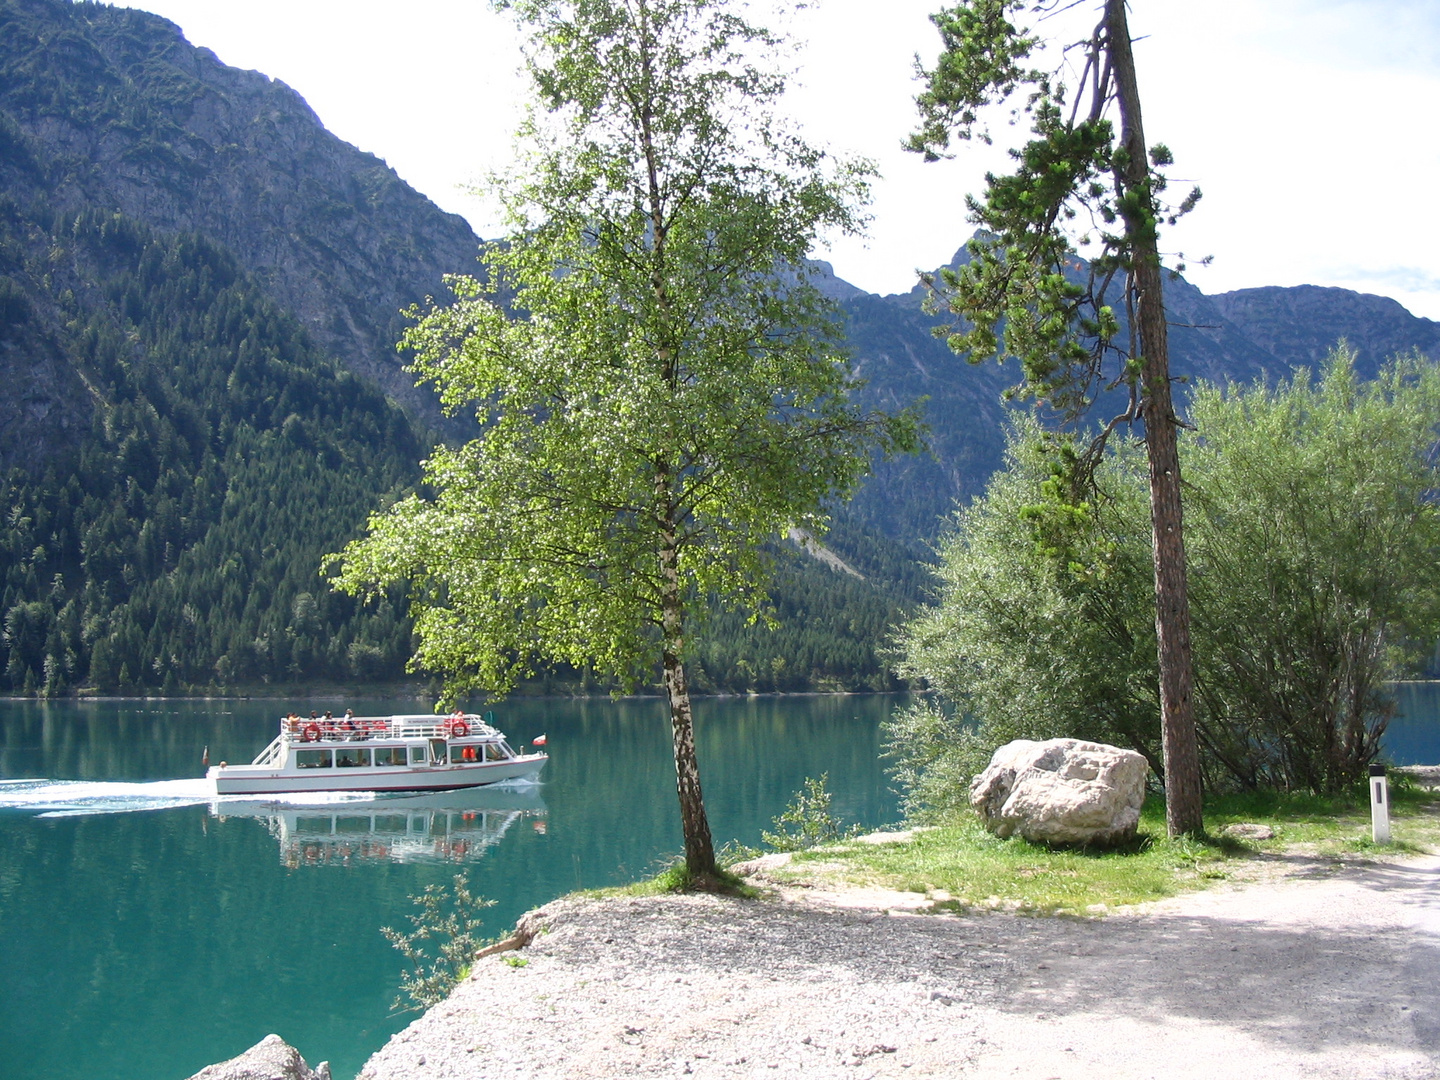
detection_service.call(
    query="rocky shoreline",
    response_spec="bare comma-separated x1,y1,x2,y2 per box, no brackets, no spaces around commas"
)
196,847,1440,1080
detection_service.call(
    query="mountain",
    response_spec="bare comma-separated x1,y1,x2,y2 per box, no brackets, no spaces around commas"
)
0,0,479,466
3,0,1438,697
0,209,424,694
0,0,470,694
836,252,1440,545
0,0,926,696
1211,285,1440,377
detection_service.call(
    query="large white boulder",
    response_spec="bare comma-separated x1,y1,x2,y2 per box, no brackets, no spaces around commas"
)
970,738,1150,846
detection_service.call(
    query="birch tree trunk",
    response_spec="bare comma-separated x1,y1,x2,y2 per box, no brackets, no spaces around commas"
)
660,535,717,879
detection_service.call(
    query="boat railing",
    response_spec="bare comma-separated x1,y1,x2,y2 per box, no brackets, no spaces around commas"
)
276,713,502,743
250,734,284,767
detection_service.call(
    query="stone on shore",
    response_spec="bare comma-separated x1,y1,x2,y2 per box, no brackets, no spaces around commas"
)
184,1034,331,1080
1222,822,1276,840
970,738,1149,845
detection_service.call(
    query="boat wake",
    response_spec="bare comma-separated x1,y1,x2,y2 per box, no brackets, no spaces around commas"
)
0,778,384,818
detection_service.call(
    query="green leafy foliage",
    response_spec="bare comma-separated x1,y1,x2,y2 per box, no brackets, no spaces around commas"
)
380,873,496,1012
905,0,1041,157
760,773,862,852
887,420,1158,820
909,0,1201,428
331,0,918,880
329,0,919,703
889,350,1440,812
1184,351,1440,791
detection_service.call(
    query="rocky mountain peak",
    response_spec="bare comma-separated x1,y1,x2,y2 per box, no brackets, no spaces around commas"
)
0,0,483,428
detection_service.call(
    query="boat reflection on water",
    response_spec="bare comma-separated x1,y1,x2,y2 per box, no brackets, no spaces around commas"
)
209,783,547,868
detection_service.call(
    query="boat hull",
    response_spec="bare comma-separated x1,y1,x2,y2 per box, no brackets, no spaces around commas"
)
208,755,547,796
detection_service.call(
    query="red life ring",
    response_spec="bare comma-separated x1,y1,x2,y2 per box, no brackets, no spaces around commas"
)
302,722,321,742
448,719,469,738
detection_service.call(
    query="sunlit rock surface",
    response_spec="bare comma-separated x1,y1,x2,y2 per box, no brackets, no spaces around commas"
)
185,1034,330,1080
970,738,1149,845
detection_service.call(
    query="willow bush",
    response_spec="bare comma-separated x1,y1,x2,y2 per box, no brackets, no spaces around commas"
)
890,349,1440,815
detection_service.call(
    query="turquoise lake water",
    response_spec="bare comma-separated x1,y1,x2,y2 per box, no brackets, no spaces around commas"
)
2,687,1438,1080
0,694,903,1080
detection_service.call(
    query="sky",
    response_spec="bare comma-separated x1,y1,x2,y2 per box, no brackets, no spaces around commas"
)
116,0,1440,319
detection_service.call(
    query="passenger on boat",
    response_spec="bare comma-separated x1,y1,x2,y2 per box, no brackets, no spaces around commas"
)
341,708,366,739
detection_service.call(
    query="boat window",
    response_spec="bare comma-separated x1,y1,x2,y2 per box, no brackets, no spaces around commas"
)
485,743,507,761
450,743,480,764
295,749,333,769
499,741,517,758
429,738,446,763
373,746,405,767
410,745,429,766
335,749,370,768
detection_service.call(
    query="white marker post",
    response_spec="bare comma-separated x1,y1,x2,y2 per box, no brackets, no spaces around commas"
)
1370,764,1390,844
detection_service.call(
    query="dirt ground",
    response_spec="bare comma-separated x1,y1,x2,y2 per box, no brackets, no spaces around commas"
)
357,847,1440,1080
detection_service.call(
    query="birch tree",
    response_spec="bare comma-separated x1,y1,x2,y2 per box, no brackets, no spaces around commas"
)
329,0,917,883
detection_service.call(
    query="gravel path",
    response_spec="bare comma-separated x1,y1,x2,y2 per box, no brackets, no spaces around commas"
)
358,852,1440,1080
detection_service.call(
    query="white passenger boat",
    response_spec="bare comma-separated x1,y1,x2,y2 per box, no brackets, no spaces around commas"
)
207,712,547,795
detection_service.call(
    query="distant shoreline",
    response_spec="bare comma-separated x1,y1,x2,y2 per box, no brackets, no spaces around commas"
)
0,687,920,704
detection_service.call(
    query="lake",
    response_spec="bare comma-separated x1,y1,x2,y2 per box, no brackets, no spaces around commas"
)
0,693,902,1080
2,687,1438,1080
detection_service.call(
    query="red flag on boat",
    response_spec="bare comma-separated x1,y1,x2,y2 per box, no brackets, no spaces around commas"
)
532,734,548,747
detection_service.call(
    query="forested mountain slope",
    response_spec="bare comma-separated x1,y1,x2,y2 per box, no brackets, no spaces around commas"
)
2,0,1437,697
0,0,451,694
0,0,926,695
0,209,420,693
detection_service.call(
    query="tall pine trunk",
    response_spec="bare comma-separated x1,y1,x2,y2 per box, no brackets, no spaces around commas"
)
1106,0,1204,836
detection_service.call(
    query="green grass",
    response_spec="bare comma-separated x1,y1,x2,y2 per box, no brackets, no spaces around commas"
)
1200,782,1440,853
560,785,1440,915
757,786,1440,915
